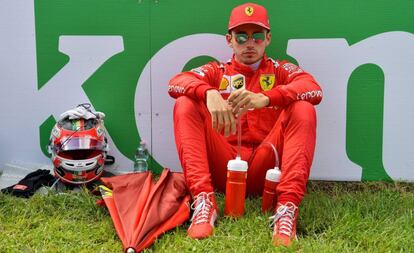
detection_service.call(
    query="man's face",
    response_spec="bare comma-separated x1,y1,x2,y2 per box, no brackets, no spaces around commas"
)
226,23,271,65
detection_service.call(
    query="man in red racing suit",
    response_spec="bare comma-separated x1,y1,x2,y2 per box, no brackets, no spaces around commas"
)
168,2,322,247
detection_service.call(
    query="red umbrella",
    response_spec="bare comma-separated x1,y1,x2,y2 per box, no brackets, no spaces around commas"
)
99,168,190,253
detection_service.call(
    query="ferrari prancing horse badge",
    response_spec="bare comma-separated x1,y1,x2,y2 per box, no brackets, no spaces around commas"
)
259,74,275,91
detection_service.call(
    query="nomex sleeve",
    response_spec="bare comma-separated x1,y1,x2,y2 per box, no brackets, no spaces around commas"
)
262,60,323,107
168,62,221,102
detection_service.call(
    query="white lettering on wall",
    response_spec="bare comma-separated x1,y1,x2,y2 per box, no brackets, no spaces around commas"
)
0,1,132,172
288,31,414,181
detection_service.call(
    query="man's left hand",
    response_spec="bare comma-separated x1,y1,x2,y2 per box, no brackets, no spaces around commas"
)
228,89,270,116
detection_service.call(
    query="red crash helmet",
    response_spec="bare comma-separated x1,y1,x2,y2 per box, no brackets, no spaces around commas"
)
48,117,108,185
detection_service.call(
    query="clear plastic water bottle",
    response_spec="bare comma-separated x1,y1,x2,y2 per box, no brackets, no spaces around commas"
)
134,140,149,172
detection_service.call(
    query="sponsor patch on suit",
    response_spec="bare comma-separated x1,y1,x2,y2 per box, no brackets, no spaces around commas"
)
231,74,245,90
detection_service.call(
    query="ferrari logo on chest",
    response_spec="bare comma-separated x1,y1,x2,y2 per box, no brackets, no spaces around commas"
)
259,74,275,91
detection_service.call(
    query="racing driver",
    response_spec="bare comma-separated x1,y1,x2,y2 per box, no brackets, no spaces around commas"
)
168,2,323,247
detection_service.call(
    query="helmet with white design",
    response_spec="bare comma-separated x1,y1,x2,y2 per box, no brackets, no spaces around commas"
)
48,116,108,185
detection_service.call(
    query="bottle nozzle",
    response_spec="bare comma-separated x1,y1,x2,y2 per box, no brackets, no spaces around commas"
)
265,167,281,182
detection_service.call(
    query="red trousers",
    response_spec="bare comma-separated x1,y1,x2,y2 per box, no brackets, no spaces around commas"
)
173,97,317,206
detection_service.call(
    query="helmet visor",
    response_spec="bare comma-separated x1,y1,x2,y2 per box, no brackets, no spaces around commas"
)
57,137,106,152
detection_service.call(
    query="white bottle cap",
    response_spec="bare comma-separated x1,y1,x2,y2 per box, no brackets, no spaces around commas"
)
265,167,281,182
227,157,248,172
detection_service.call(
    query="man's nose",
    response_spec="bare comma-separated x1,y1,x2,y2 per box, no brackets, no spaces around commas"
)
245,38,255,47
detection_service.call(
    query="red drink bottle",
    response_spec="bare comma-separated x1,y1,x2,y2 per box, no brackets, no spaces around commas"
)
224,157,248,217
261,167,281,213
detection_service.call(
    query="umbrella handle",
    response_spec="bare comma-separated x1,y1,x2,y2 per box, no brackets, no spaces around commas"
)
126,248,135,253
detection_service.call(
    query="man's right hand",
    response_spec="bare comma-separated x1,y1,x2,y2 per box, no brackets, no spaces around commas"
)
206,89,236,137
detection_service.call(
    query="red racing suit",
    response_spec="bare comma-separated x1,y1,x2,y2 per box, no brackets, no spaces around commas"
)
168,54,322,206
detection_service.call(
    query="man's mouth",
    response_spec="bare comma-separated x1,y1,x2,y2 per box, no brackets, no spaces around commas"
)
243,51,256,56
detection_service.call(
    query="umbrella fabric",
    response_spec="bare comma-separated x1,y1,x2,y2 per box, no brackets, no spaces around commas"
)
99,185,126,242
100,171,152,249
99,169,190,252
132,170,190,250
136,195,190,251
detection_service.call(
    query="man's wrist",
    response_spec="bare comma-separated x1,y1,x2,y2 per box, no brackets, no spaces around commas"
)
197,86,216,102
261,93,270,107
206,89,220,98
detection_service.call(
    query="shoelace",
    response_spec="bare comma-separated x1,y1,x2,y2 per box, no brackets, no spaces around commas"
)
190,192,214,225
269,202,298,236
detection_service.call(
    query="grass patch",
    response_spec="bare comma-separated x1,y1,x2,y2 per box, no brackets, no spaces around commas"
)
0,182,413,252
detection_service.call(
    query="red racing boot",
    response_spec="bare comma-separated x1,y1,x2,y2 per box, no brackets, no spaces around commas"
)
187,192,218,239
270,202,299,247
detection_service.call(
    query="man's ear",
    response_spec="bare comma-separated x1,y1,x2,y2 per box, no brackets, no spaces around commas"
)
226,34,233,48
265,31,272,46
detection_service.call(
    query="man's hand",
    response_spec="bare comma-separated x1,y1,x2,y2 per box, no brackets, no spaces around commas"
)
228,89,270,116
206,89,236,137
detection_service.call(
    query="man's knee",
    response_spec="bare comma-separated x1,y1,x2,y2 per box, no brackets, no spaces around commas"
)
286,101,316,124
174,96,196,112
173,96,201,118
